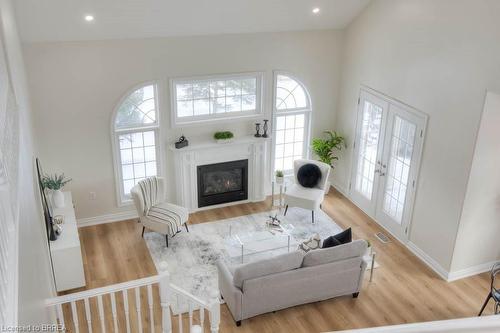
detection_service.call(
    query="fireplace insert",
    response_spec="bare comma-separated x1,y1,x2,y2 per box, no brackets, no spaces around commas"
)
197,159,248,208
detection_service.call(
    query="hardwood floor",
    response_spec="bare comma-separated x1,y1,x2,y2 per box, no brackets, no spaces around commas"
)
66,188,493,332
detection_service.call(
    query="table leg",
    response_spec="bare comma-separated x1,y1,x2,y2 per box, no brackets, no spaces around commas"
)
271,181,275,209
279,185,283,208
241,244,244,264
370,253,376,282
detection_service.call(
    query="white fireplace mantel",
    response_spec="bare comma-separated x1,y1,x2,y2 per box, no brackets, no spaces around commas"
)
169,136,269,212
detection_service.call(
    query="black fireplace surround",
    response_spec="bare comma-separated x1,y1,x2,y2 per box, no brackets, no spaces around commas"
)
197,159,248,208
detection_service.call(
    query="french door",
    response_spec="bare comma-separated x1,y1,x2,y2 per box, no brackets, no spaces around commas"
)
350,89,426,241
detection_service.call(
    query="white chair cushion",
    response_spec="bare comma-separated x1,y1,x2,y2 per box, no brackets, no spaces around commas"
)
145,202,189,237
284,184,324,211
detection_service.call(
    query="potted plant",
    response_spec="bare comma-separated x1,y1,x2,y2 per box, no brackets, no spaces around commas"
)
42,173,72,208
214,131,234,144
275,170,284,184
311,131,346,193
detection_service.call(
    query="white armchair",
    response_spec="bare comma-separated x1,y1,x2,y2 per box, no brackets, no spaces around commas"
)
130,176,189,247
283,159,331,223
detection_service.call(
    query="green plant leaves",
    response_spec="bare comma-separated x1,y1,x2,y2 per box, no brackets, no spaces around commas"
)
311,131,346,167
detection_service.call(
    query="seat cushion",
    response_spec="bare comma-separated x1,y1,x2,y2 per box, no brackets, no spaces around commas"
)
232,251,304,289
297,163,322,188
302,239,367,267
146,202,189,236
284,184,324,211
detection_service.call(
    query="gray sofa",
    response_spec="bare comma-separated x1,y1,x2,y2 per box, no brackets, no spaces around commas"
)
217,239,368,326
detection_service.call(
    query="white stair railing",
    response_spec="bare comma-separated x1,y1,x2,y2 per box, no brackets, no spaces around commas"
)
45,267,220,333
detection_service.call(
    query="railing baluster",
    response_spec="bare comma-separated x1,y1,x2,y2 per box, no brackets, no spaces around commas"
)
84,298,92,333
135,287,143,333
208,292,220,333
123,290,131,333
159,272,172,333
147,284,154,333
110,292,119,333
97,295,106,333
70,301,79,333
56,304,65,332
200,307,205,333
178,306,183,333
188,301,193,332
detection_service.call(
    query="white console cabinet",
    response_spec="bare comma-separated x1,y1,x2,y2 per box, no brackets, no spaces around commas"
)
50,192,86,292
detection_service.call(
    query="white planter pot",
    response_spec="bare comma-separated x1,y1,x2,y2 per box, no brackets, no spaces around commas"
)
52,189,65,208
275,176,284,185
215,138,234,144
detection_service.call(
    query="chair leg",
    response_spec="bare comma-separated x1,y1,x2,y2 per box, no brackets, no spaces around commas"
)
478,293,492,316
495,302,500,315
141,226,145,238
185,223,189,233
284,205,288,216
312,210,315,224
165,235,169,248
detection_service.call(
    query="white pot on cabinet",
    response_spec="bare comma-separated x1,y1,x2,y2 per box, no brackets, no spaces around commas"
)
52,189,65,208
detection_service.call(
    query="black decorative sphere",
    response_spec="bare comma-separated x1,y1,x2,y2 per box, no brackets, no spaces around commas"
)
297,163,322,188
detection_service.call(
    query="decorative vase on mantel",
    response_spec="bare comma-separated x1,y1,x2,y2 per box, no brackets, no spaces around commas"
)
52,189,65,208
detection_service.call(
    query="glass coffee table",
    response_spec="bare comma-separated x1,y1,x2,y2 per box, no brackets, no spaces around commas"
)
224,223,297,263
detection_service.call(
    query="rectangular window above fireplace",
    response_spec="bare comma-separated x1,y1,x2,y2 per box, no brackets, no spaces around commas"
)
197,159,248,208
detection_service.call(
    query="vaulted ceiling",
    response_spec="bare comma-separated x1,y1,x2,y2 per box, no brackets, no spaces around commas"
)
14,0,370,42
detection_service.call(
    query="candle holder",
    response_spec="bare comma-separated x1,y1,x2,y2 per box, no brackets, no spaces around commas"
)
254,123,261,137
262,119,269,138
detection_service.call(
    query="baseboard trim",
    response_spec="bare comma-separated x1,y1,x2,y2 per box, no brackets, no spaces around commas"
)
406,241,450,281
330,180,348,196
77,210,138,227
448,261,498,282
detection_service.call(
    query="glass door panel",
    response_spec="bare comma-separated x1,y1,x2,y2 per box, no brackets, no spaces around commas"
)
350,92,389,216
381,116,416,224
354,101,383,200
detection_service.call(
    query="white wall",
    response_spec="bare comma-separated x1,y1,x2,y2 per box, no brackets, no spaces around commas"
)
24,30,343,220
450,91,500,274
334,0,500,272
0,0,55,324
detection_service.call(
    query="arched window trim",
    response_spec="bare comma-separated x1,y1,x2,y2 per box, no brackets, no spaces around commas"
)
273,71,312,114
272,71,313,176
111,81,163,206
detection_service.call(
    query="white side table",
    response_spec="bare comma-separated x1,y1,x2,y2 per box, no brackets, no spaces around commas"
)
271,179,285,210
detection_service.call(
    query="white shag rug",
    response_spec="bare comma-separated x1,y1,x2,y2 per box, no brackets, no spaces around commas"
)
144,207,343,313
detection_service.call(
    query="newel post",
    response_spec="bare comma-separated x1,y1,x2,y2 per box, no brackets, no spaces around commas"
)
159,262,172,333
208,290,220,333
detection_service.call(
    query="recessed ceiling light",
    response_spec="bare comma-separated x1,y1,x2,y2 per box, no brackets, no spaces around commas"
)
312,7,320,14
84,15,94,22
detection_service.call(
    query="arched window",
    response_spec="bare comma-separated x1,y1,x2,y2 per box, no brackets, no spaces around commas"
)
112,84,161,204
273,73,312,174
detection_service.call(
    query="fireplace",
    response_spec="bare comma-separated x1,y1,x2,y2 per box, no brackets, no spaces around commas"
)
197,159,248,208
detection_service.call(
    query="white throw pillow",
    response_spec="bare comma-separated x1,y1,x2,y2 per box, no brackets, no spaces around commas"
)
297,233,321,253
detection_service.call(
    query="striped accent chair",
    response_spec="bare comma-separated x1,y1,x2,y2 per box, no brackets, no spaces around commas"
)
131,176,189,247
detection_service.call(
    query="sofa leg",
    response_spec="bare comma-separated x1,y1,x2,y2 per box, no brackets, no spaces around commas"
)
353,292,359,298
312,210,315,224
141,226,145,238
284,205,288,216
165,235,169,247
185,223,190,233
236,321,241,327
